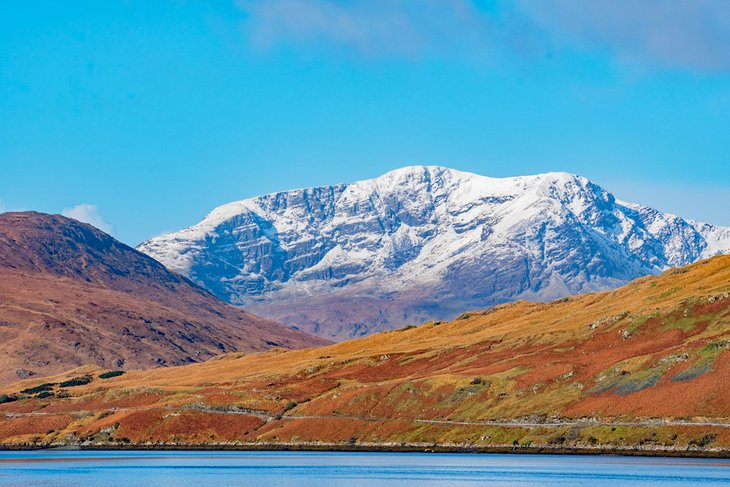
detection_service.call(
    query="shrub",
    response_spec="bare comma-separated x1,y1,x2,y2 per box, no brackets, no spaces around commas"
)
36,391,54,399
60,376,92,387
283,401,297,413
99,370,125,379
21,383,55,394
690,433,716,448
0,394,17,404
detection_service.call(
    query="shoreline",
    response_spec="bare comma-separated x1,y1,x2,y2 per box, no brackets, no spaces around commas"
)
1,442,728,459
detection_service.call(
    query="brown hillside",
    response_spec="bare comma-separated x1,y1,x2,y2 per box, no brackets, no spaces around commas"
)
1,253,728,453
0,212,328,384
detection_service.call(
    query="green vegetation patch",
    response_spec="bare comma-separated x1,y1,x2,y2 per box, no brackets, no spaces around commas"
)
660,297,718,332
579,425,676,447
282,401,298,413
616,313,657,339
448,384,484,402
660,314,709,333
657,295,729,333
81,423,120,444
60,376,92,387
99,370,125,379
611,367,664,395
589,356,667,396
672,341,729,382
21,383,56,394
0,394,17,404
688,433,717,448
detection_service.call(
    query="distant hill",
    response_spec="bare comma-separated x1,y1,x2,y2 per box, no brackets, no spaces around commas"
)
1,254,728,454
0,212,328,384
138,166,730,340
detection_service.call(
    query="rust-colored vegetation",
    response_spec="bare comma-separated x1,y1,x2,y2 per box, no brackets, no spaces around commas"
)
1,254,729,453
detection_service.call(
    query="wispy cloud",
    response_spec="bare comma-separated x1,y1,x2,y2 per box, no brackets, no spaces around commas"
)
235,0,539,60
518,0,730,72
235,0,730,72
61,204,114,234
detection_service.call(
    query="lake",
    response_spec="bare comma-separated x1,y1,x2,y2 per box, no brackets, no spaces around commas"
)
0,450,728,486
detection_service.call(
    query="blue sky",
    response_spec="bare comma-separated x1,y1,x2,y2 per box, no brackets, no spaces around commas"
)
1,0,729,245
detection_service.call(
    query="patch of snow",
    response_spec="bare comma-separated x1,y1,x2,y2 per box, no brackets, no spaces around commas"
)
137,166,730,335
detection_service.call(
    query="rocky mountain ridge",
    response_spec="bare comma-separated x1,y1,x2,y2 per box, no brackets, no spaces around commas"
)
139,166,730,339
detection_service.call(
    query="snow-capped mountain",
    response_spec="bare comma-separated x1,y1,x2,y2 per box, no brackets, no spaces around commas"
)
138,166,730,340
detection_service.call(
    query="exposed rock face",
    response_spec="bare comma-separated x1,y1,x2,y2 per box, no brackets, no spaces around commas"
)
138,166,730,340
0,212,328,384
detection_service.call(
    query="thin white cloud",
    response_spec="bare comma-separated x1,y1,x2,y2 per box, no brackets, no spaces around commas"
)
517,0,730,72
61,204,114,234
235,0,523,60
235,0,730,72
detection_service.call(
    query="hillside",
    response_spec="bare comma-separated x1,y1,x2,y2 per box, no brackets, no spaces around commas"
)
138,166,730,340
0,212,328,384
1,254,728,454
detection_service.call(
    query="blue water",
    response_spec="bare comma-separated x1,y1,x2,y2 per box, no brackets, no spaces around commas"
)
0,450,728,486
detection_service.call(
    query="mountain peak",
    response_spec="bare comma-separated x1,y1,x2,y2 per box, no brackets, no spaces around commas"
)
369,166,594,200
0,211,180,293
372,165,479,182
138,167,730,340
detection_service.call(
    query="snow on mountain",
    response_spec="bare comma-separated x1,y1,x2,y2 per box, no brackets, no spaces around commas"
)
138,166,730,340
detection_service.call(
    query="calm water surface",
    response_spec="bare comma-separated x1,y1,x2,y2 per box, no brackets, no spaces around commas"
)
0,450,728,486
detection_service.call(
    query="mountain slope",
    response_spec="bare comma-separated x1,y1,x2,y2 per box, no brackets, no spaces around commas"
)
0,212,328,384
139,166,730,340
2,255,728,454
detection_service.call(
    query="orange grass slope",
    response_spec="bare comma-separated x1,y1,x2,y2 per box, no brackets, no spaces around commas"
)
1,254,729,453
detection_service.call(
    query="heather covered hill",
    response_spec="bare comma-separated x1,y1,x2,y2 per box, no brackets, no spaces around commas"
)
139,166,730,340
0,212,328,384
2,254,728,453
